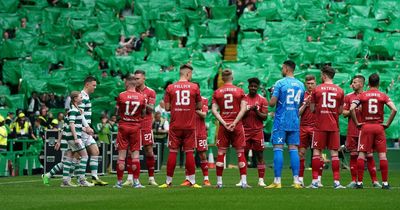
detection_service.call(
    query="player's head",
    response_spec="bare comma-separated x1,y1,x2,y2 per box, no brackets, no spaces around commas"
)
134,69,146,87
351,75,365,92
304,75,316,92
247,77,260,96
70,91,82,106
282,60,296,76
222,69,233,83
180,64,193,81
368,73,380,88
320,65,335,82
125,74,137,89
83,76,97,94
154,111,161,121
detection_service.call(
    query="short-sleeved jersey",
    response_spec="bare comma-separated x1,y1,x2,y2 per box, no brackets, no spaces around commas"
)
79,90,92,125
212,83,245,123
300,91,315,127
137,86,156,130
312,83,344,131
242,94,268,131
272,77,305,131
353,89,391,124
116,90,146,125
164,81,201,130
196,97,209,138
344,92,362,137
65,106,84,140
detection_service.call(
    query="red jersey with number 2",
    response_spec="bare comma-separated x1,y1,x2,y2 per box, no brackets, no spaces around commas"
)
353,89,391,124
116,90,146,125
312,83,344,131
212,84,245,123
164,81,201,130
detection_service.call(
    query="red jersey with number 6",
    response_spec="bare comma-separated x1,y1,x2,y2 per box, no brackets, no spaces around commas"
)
353,89,391,124
164,81,201,130
116,90,146,125
212,84,245,123
312,83,344,131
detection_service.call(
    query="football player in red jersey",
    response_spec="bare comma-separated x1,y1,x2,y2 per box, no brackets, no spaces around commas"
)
114,75,146,188
212,69,248,188
159,64,202,188
310,66,345,189
350,73,397,189
343,75,380,188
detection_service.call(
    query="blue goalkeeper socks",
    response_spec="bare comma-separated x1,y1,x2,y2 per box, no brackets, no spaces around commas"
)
273,148,283,178
289,149,300,177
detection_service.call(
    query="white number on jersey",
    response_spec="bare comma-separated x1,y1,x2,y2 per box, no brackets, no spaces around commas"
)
124,101,140,116
321,92,337,108
368,98,378,114
286,88,302,104
175,90,190,105
224,94,233,109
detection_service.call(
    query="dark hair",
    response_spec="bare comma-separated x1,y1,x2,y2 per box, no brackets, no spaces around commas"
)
352,75,365,84
283,60,296,71
305,75,316,82
180,64,193,71
134,69,146,75
368,73,380,87
321,65,336,79
84,76,97,84
248,77,260,86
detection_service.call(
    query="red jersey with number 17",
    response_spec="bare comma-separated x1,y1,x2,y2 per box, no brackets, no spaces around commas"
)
164,81,201,130
353,89,392,124
116,90,146,125
212,83,245,123
312,83,344,131
196,97,209,139
137,86,156,130
242,94,268,131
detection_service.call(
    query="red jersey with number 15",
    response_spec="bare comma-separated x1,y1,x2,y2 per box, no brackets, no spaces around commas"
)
212,83,245,123
242,94,268,131
164,81,201,130
116,90,146,125
353,89,392,124
137,86,156,130
196,97,209,139
312,83,344,131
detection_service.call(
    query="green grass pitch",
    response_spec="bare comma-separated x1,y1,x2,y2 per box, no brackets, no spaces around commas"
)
1,168,399,210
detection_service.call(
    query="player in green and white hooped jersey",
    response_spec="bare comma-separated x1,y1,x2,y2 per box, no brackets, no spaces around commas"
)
61,91,94,187
80,76,108,186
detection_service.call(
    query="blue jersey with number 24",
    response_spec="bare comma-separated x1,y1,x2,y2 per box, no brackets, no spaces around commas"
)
272,77,305,131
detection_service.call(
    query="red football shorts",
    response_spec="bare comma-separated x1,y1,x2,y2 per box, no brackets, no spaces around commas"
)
244,129,264,151
141,129,154,146
346,136,359,152
117,123,141,151
312,130,340,150
299,126,314,149
359,124,386,153
217,124,245,149
196,137,208,152
168,129,196,151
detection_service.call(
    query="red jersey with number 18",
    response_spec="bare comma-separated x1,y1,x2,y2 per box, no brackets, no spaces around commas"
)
353,89,391,124
116,90,146,125
164,81,201,130
212,83,245,123
312,83,344,131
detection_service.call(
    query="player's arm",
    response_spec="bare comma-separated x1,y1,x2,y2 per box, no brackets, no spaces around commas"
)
383,101,397,129
230,100,248,130
349,102,362,127
212,102,227,128
269,96,277,108
146,93,156,113
69,120,80,144
81,115,94,135
298,95,311,116
196,109,207,119
255,103,268,120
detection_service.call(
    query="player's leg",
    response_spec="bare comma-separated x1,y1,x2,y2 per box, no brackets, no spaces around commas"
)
142,130,157,185
265,130,285,189
356,151,366,189
115,149,127,188
346,136,358,188
131,127,145,188
76,147,93,187
182,130,200,188
60,150,77,187
298,126,309,186
366,152,380,188
123,150,134,186
310,131,325,188
160,130,178,188
287,131,301,188
215,126,229,188
86,136,107,185
196,138,210,185
255,149,266,187
356,125,373,189
233,126,248,188
298,147,306,186
329,131,344,189
375,126,389,189
378,152,389,189
42,150,65,185
236,135,251,187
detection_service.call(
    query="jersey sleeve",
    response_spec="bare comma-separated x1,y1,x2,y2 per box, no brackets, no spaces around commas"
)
384,94,392,104
68,111,78,123
203,98,209,113
115,95,121,109
272,80,281,98
339,89,345,106
352,95,361,107
195,85,202,103
343,95,350,110
164,85,171,104
212,91,217,104
148,90,156,105
260,97,268,114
